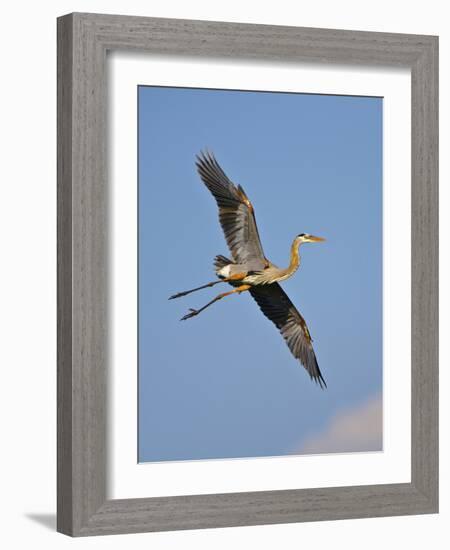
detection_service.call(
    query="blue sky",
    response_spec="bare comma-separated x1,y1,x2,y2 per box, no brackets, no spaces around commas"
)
138,86,382,462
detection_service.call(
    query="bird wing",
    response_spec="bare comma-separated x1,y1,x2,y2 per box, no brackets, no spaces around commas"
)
249,283,326,388
196,151,267,267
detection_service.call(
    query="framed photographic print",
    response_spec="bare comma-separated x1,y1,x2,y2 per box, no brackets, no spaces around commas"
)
57,12,438,536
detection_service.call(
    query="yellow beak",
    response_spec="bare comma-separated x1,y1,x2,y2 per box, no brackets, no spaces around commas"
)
307,235,326,243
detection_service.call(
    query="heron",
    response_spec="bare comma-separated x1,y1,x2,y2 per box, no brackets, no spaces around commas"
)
169,151,327,388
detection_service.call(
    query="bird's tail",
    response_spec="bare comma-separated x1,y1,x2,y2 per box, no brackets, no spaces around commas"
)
213,254,233,273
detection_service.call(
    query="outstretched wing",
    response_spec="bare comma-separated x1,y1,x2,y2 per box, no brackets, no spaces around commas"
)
196,151,267,267
250,283,326,388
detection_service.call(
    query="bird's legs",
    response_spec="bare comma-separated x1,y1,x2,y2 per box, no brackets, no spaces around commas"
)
169,273,247,300
169,280,225,300
180,284,251,321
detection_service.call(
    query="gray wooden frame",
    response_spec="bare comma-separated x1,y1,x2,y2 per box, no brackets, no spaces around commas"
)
57,12,438,537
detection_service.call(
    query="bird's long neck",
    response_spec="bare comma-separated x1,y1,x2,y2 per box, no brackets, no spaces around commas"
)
286,239,301,276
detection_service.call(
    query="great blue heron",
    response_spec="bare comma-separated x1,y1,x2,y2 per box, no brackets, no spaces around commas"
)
169,151,327,388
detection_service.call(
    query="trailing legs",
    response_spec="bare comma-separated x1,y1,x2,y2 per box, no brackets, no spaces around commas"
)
180,285,251,321
168,280,225,300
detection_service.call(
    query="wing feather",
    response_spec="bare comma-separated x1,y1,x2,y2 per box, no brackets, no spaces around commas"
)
196,151,267,267
250,283,326,388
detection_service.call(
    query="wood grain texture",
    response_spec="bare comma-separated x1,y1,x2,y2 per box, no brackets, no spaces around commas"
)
410,36,439,507
57,12,438,537
57,14,73,535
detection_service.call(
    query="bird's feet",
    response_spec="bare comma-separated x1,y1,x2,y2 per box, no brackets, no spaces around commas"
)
169,291,188,300
180,308,199,321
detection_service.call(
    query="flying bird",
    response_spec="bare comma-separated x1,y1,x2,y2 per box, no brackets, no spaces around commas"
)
170,151,327,388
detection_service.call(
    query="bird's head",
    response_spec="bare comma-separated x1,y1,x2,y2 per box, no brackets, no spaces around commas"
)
296,233,326,244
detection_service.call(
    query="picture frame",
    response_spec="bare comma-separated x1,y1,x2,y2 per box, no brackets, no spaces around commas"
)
57,12,438,536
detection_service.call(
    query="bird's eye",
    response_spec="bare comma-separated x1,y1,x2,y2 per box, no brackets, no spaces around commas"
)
298,233,305,237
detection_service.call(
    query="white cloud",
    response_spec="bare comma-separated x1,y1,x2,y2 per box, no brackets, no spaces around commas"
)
293,393,383,455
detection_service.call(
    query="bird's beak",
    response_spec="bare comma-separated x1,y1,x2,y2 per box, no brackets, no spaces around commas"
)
307,235,326,243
